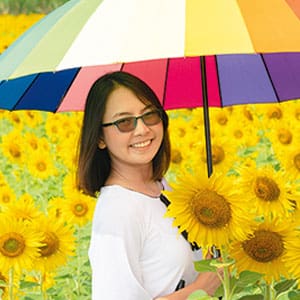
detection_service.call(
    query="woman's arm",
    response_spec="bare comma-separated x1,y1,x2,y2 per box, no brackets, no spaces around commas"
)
155,271,222,300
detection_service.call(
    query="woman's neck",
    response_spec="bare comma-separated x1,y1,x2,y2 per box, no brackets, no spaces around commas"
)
105,165,162,197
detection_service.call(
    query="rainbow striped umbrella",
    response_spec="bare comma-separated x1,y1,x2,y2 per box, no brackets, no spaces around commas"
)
0,0,300,174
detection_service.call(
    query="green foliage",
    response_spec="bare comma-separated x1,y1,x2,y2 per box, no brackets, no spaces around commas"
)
188,289,219,300
0,0,69,14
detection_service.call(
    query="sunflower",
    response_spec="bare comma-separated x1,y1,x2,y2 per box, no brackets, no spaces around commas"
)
0,216,43,274
33,215,75,273
59,190,96,227
275,143,300,180
229,218,294,283
19,110,44,128
23,133,50,155
0,185,16,207
168,109,203,174
27,150,57,179
2,193,43,222
164,169,254,249
47,197,65,220
6,112,24,130
1,131,25,164
262,104,284,121
56,132,79,170
264,119,297,151
283,224,300,285
237,164,300,218
45,114,65,143
199,135,238,175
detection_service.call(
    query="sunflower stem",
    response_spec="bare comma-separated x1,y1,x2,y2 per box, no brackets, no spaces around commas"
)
8,267,14,300
219,248,232,300
222,265,231,300
39,272,47,300
264,281,275,300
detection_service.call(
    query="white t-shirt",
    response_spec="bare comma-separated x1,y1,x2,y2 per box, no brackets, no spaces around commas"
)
89,185,200,299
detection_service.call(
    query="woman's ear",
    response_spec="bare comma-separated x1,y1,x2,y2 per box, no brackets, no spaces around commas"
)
98,139,106,149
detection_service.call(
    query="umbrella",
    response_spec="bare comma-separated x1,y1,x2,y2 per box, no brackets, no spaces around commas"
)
1,0,300,176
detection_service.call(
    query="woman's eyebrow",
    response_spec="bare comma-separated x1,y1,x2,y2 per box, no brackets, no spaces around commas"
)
112,105,155,118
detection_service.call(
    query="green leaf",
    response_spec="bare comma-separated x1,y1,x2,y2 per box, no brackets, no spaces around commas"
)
235,270,263,288
238,295,264,300
194,260,217,272
288,290,300,300
188,290,218,300
210,258,235,268
274,279,297,294
19,281,40,289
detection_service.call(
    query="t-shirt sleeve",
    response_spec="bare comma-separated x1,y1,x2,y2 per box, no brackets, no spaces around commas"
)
89,234,152,300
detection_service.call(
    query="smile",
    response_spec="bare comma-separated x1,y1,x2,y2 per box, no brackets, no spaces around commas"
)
131,140,152,148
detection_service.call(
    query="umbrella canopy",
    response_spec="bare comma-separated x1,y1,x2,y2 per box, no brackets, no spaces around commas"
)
1,0,300,175
1,0,300,111
1,0,300,79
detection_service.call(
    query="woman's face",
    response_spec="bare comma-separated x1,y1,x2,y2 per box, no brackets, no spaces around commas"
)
100,86,164,172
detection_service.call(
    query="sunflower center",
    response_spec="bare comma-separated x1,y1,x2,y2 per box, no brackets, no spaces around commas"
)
9,145,21,158
216,113,228,125
12,114,21,123
212,145,225,165
243,108,253,121
72,202,88,217
254,176,280,201
242,230,284,263
2,193,11,203
36,161,47,172
294,153,300,171
178,128,186,137
234,129,243,139
267,107,282,119
30,140,38,150
171,149,183,164
277,129,292,144
191,189,231,228
0,232,26,257
40,232,59,257
26,111,35,119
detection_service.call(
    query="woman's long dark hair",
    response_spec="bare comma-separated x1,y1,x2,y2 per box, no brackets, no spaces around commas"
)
76,71,171,197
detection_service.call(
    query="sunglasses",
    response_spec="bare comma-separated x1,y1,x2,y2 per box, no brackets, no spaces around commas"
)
101,110,162,133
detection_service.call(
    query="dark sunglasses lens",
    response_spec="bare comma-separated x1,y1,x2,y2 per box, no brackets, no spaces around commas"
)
142,111,161,125
117,117,136,132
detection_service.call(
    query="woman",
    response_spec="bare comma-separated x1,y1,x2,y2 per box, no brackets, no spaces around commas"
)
77,71,221,299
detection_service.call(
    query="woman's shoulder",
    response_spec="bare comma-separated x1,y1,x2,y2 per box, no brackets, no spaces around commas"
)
92,185,153,235
96,185,157,216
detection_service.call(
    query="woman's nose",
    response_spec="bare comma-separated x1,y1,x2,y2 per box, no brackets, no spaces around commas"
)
134,118,150,134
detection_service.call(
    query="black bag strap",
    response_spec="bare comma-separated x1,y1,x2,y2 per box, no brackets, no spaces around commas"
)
160,194,200,251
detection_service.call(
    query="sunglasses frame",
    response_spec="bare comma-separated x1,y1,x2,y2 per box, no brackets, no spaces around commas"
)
101,110,162,133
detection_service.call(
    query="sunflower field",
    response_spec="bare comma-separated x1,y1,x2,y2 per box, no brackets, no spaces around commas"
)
1,12,300,300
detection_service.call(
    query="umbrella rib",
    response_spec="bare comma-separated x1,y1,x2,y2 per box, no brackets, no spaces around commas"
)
162,58,170,108
12,74,39,110
260,54,280,103
200,56,213,177
55,67,82,111
214,55,223,107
